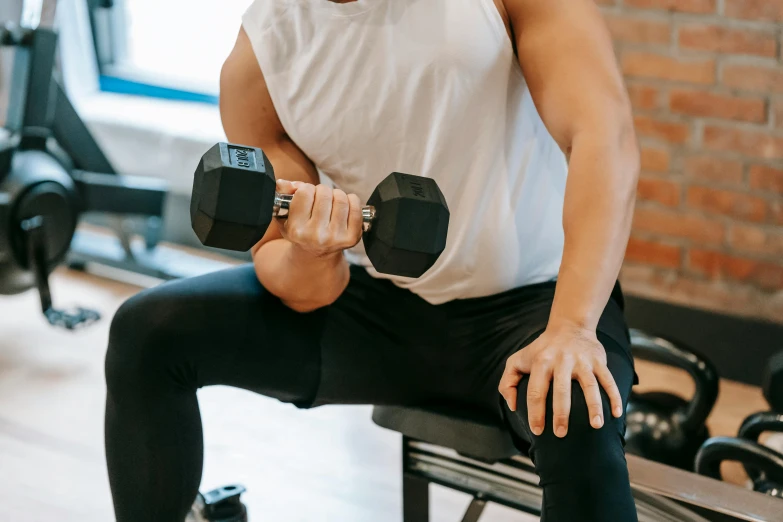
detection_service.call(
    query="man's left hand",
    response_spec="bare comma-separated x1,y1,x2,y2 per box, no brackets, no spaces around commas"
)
498,324,624,438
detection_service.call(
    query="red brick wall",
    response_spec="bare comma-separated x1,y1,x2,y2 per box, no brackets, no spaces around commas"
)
600,0,783,323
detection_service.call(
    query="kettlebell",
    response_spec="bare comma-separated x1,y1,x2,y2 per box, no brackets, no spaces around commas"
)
736,353,783,488
695,437,783,498
187,485,248,522
625,329,719,471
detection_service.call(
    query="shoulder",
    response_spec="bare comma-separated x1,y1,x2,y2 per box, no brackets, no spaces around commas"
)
242,0,298,34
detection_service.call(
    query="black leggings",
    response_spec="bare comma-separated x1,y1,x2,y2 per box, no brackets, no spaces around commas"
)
105,265,638,522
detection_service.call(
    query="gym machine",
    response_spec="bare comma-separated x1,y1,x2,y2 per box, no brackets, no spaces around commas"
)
0,0,227,328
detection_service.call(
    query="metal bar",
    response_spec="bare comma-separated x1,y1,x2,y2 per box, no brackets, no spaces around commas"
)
403,436,430,522
51,80,116,174
460,498,487,522
72,170,167,216
625,453,783,522
408,440,783,522
14,28,57,132
403,474,430,522
67,228,234,282
407,450,545,517
5,35,31,133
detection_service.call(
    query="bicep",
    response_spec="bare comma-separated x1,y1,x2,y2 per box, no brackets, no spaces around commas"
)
505,0,632,150
220,27,320,254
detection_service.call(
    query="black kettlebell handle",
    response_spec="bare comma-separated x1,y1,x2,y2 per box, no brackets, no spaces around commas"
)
738,411,783,482
695,436,783,485
739,412,783,442
629,329,719,433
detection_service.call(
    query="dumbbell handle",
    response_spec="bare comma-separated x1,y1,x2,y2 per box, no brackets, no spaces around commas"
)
273,193,377,232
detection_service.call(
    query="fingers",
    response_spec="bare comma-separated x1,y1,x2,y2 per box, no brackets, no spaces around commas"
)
276,179,297,195
311,184,334,226
330,189,350,232
285,182,315,232
527,360,553,436
576,367,604,429
346,193,363,244
552,360,573,438
595,364,624,418
498,365,520,413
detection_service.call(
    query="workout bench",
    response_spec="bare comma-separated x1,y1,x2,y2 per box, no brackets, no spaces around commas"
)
373,406,783,522
372,332,783,522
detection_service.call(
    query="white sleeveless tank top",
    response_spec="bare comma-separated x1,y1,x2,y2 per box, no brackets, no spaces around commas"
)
242,0,568,304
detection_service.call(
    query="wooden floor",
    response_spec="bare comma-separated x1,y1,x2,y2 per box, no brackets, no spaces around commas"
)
0,268,774,521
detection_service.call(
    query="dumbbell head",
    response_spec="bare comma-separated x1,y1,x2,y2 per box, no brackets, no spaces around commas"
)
763,351,783,413
191,143,276,251
364,172,449,278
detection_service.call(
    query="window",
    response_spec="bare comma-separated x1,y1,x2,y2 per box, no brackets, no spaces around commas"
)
92,0,253,103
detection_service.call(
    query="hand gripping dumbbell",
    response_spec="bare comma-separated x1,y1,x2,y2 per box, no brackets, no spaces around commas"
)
191,143,450,278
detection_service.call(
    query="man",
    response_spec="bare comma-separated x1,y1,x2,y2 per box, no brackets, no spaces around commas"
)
104,0,640,520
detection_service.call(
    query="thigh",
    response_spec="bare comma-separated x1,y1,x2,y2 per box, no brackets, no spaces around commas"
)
109,264,328,406
111,264,441,408
444,283,636,437
311,267,451,407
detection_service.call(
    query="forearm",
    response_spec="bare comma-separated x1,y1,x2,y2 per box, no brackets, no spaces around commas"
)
253,239,350,313
549,127,639,332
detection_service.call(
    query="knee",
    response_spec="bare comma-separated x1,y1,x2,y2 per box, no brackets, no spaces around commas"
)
534,384,628,484
105,288,185,395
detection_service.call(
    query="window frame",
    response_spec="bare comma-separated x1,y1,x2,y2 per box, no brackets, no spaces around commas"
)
87,0,219,105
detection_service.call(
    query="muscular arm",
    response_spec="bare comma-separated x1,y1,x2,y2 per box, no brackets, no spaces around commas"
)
220,28,350,312
503,0,640,332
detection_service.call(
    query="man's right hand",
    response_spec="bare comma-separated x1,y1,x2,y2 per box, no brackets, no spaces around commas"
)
275,180,364,259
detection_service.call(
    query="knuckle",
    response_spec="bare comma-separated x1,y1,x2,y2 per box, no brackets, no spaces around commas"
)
587,401,603,411
554,382,571,395
577,352,593,365
557,352,574,365
299,183,316,196
302,229,320,246
584,381,599,391
535,353,554,366
287,225,302,243
554,413,569,423
575,361,592,374
315,186,332,201
527,389,544,401
505,354,521,370
316,230,333,247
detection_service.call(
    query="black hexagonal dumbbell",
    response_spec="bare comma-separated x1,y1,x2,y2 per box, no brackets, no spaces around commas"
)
191,143,449,278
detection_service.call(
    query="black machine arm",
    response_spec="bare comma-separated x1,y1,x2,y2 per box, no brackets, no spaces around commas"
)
72,170,167,216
